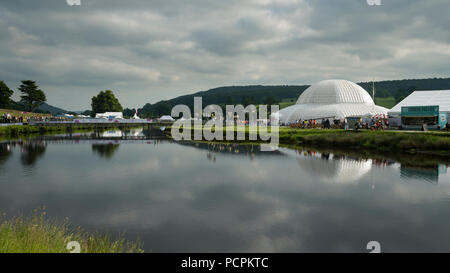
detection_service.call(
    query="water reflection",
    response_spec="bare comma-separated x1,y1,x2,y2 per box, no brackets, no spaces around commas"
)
401,165,439,184
279,146,450,186
177,141,282,164
0,143,12,167
18,140,47,166
279,148,373,184
101,130,124,138
1,133,450,252
92,144,120,159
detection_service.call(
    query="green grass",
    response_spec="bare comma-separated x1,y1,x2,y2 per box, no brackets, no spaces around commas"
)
0,208,143,253
0,125,65,137
279,129,450,155
0,125,88,139
0,124,134,139
374,97,397,109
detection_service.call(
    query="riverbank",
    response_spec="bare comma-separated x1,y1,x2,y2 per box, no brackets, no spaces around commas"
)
0,124,139,139
0,208,143,253
0,125,73,137
279,128,450,155
165,126,450,156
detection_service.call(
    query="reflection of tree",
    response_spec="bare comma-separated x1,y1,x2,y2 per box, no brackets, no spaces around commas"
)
207,152,216,163
21,141,47,166
0,143,12,167
92,144,120,159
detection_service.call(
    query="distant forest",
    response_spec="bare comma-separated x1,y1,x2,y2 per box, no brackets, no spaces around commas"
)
124,77,450,118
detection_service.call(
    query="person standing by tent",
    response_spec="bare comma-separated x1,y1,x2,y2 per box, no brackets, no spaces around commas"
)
324,118,330,129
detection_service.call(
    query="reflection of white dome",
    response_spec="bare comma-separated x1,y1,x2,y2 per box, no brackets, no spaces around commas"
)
299,156,372,184
278,80,388,123
279,148,372,184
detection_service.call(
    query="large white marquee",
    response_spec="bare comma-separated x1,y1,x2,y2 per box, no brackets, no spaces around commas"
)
277,79,388,124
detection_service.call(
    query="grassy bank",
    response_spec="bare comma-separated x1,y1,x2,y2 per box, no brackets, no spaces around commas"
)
0,124,134,139
0,125,70,137
279,129,450,155
0,209,143,253
166,126,450,156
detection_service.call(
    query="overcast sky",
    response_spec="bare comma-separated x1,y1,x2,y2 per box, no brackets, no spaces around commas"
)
1,0,449,110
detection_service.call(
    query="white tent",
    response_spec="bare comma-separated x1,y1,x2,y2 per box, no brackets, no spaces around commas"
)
388,90,450,116
95,112,123,119
159,115,175,122
277,80,388,124
132,108,140,119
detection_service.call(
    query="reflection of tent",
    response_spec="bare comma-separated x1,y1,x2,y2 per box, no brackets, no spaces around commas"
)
160,115,175,122
101,130,123,137
302,157,372,184
130,128,144,137
279,148,372,184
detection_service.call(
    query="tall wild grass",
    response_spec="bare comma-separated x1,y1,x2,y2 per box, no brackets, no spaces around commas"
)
0,208,143,253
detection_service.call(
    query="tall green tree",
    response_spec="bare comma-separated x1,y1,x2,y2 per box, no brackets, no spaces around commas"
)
18,80,46,111
0,81,14,108
91,90,123,117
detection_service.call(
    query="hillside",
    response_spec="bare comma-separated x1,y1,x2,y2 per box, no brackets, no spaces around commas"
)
8,101,67,115
131,77,450,118
36,103,67,115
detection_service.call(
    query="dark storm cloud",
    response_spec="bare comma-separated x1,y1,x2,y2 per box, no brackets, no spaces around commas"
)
0,0,449,110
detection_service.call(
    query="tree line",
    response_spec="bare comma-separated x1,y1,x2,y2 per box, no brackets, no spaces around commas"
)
0,79,123,118
2,77,450,118
126,77,450,118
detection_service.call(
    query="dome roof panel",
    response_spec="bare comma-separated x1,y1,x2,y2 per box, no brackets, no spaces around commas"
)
297,80,374,104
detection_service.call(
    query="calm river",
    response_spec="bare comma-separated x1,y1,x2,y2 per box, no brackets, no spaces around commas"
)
1,128,450,252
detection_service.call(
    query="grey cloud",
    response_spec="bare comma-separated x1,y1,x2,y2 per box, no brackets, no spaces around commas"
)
0,0,449,110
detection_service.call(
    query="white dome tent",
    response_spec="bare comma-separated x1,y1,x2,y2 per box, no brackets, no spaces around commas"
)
159,115,175,122
276,80,388,124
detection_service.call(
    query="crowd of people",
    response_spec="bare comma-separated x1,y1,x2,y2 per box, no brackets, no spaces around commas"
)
360,117,389,130
288,118,347,129
288,116,390,130
1,112,24,124
0,112,70,124
288,119,326,129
